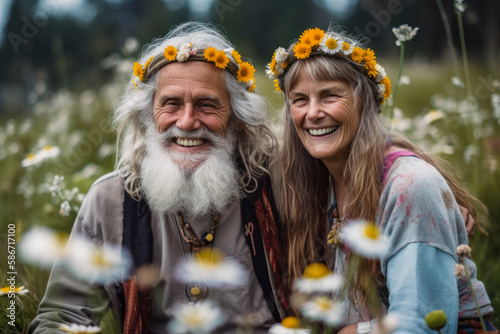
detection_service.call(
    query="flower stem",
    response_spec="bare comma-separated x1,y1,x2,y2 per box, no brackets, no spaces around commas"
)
390,42,405,120
456,7,480,195
435,0,460,76
464,262,487,334
456,10,472,97
438,330,445,334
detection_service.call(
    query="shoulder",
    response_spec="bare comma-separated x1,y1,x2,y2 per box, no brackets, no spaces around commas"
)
76,171,125,243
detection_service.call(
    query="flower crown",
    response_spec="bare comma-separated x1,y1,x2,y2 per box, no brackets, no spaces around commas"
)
266,28,391,104
132,43,256,92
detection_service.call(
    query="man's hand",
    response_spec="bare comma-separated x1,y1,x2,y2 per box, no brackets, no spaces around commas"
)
460,205,477,236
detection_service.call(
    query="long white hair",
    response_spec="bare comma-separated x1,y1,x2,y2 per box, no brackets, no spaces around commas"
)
112,22,277,200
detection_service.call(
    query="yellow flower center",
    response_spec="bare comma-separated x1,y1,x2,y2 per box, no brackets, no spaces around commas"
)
91,249,111,268
282,316,300,328
27,153,36,159
185,313,203,326
325,38,337,50
303,262,329,279
315,296,333,311
44,145,52,150
196,248,224,266
342,42,350,51
1,286,24,294
363,223,379,240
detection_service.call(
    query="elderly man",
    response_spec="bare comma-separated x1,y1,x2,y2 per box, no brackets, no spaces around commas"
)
30,22,286,333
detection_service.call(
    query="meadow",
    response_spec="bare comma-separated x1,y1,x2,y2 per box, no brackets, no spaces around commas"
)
1,23,500,334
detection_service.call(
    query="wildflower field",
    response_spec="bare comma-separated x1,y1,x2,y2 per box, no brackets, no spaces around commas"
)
1,4,500,334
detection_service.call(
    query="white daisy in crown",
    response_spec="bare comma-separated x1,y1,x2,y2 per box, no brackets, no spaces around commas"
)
342,220,388,259
319,33,343,55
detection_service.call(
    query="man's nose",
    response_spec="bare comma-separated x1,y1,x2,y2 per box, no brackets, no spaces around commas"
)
176,104,201,131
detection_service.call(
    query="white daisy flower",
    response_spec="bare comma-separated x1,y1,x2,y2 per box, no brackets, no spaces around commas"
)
0,286,29,296
375,64,387,83
340,41,355,55
21,152,42,167
300,296,345,327
19,227,68,268
341,220,388,259
319,33,343,55
175,248,247,288
423,110,445,124
66,237,132,284
399,75,411,86
37,145,61,161
168,301,225,334
294,263,343,294
275,47,288,63
268,316,310,334
59,323,102,333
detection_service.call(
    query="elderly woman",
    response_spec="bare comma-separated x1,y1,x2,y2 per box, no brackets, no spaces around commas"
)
267,27,496,333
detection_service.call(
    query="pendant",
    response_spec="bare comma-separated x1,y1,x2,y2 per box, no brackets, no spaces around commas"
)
327,218,343,248
185,281,208,302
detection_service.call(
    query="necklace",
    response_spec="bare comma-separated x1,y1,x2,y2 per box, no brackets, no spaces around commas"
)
326,178,345,248
175,213,221,302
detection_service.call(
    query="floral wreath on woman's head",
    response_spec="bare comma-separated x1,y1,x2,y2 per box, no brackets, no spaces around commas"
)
266,28,392,105
132,43,256,92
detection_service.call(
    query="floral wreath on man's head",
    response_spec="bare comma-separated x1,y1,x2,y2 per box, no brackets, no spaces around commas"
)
132,43,256,92
266,28,392,105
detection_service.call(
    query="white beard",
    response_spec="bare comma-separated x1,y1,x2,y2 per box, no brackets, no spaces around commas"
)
140,126,243,219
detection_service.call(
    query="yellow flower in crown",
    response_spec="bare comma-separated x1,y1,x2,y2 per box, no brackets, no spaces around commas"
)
381,76,392,99
294,43,312,60
269,52,278,75
231,49,242,64
249,81,256,93
274,79,282,92
309,28,325,46
363,48,376,63
204,47,218,62
133,62,145,81
350,47,365,63
298,29,314,45
237,62,255,82
164,46,177,61
213,50,230,69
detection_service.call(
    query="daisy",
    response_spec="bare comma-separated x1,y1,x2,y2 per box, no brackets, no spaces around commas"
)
294,263,343,294
341,41,355,55
341,220,388,259
37,145,60,161
168,301,225,334
423,110,445,124
319,34,342,55
21,152,41,167
300,296,345,327
268,316,310,334
59,324,102,333
175,248,247,288
0,286,29,296
294,43,312,60
66,237,132,284
237,62,255,82
213,50,229,69
204,47,217,62
375,64,387,82
164,46,177,61
19,227,68,268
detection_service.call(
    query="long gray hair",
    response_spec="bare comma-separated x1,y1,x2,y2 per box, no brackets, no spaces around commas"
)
112,22,277,200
